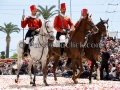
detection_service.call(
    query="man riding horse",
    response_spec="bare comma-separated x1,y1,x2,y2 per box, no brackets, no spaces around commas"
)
75,8,92,40
53,3,75,57
21,5,42,57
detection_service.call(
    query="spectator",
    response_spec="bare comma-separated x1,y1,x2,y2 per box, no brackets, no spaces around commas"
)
100,45,110,80
109,63,117,80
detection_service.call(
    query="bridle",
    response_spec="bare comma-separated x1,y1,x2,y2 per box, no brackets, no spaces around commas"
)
44,20,54,36
82,17,98,47
38,20,53,47
100,20,108,42
37,20,54,61
85,17,98,34
39,20,53,36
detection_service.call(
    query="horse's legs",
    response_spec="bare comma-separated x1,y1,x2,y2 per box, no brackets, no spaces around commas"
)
94,61,100,80
89,60,95,84
15,57,23,83
43,66,49,86
71,56,78,84
76,58,83,78
27,58,33,85
42,58,49,86
53,55,59,81
32,62,37,86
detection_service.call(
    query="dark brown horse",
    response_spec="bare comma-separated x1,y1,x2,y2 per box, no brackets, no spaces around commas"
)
67,18,109,83
46,14,99,84
83,18,109,83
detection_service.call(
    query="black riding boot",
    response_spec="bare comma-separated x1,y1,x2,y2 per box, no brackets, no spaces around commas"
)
23,44,29,57
60,43,65,57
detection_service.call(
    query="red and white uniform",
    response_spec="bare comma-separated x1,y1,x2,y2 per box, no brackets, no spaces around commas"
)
54,14,74,32
21,16,42,29
54,3,74,32
21,5,42,43
75,8,89,27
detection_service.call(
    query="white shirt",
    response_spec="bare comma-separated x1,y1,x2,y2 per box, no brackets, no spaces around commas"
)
115,59,119,65
60,13,67,17
118,46,120,52
30,15,37,18
109,67,116,77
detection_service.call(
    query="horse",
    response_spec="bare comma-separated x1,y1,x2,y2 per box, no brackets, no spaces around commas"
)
83,18,109,83
47,14,99,84
15,19,54,86
66,18,109,83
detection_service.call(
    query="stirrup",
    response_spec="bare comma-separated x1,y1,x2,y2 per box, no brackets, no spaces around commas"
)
23,52,28,58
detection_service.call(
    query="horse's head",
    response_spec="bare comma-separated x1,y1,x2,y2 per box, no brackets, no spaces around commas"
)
70,14,99,41
83,14,99,34
41,19,54,40
97,18,109,37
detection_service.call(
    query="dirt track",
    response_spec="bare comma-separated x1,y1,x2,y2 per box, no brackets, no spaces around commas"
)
0,75,120,90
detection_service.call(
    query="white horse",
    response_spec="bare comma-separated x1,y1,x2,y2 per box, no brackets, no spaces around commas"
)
15,20,54,86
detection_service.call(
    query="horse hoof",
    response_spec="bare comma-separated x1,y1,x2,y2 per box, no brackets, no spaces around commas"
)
15,79,18,83
30,82,34,84
45,83,49,86
89,81,91,84
55,81,58,84
96,77,100,80
54,78,57,81
32,84,36,86
74,80,78,84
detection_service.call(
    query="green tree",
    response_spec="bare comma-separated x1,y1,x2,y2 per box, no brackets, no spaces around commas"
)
37,5,58,20
10,52,18,58
0,22,20,58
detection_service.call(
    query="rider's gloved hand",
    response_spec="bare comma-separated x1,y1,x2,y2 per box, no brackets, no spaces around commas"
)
62,29,66,32
35,28,40,32
70,27,75,31
61,29,66,33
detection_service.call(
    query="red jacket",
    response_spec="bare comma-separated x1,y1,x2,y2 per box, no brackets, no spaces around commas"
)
54,15,74,32
21,17,42,29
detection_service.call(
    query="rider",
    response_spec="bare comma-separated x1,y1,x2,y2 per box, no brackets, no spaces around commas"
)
53,3,75,57
21,5,42,57
74,8,91,55
75,8,92,39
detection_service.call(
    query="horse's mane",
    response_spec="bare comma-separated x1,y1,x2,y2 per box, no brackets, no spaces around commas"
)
90,19,107,43
70,15,93,40
70,19,84,40
96,19,107,26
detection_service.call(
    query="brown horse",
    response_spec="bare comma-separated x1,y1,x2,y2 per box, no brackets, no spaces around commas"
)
68,18,109,83
83,18,109,83
47,14,99,84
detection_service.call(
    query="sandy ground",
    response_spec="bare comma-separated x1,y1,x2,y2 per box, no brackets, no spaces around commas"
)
0,75,120,90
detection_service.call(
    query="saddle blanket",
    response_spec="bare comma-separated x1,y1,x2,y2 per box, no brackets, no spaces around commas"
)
53,35,68,47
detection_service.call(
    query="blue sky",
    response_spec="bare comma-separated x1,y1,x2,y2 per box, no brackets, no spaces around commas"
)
0,0,120,57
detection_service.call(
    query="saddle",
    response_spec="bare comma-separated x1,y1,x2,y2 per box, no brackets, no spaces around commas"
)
29,34,39,46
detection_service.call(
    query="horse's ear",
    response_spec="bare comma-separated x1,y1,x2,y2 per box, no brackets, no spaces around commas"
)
107,18,109,22
100,18,103,22
90,14,92,17
86,14,89,19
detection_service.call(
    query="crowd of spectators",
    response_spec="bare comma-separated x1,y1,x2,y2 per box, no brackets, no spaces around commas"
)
0,37,120,81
